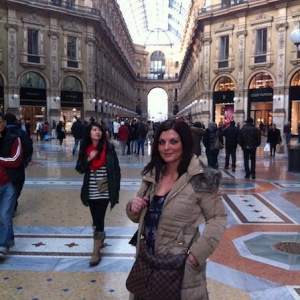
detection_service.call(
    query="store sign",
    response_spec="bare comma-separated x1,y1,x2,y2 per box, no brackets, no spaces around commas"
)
248,87,273,102
20,87,46,100
213,91,234,104
61,91,83,102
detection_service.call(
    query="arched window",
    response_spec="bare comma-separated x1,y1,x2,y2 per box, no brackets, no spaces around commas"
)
214,76,235,91
150,51,165,79
291,71,300,86
249,72,273,89
20,72,46,89
61,76,82,91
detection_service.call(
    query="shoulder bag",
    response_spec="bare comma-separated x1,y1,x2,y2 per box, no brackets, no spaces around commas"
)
93,170,108,193
126,237,189,300
214,131,224,150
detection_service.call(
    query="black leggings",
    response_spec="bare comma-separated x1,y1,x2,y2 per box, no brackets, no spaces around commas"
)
88,199,110,232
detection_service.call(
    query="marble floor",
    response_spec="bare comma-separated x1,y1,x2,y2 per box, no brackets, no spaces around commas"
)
0,135,299,300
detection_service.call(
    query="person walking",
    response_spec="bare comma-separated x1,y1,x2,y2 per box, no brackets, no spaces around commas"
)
283,121,291,146
36,121,42,141
222,120,239,171
190,121,205,156
5,113,33,213
203,122,223,169
117,121,130,156
71,117,84,155
130,119,138,154
51,120,57,139
56,121,66,145
75,122,120,267
136,121,147,156
0,113,24,260
267,124,282,157
112,119,120,140
126,119,227,300
238,117,261,179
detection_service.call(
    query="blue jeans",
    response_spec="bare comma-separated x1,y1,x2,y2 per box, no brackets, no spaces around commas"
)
0,183,16,254
131,140,138,153
137,138,145,155
72,138,82,152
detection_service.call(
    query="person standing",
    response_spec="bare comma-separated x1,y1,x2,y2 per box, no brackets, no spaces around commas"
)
51,120,57,139
238,117,261,179
267,124,282,157
203,122,223,169
117,121,130,156
130,119,138,154
113,119,120,140
283,121,291,146
136,121,147,156
36,121,42,141
56,121,66,145
190,121,205,156
222,120,239,171
5,113,33,213
0,113,24,260
71,117,84,155
75,122,120,267
126,120,227,300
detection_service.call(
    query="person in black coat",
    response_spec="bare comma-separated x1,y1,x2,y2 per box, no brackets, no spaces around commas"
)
222,120,239,171
267,124,282,157
75,122,120,267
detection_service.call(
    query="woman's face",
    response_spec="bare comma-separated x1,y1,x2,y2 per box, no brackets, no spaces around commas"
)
90,126,103,141
158,129,183,165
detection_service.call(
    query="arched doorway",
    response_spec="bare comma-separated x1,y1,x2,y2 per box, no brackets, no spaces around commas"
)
289,70,300,135
20,72,47,132
60,76,83,133
213,76,235,125
248,72,274,133
147,88,168,122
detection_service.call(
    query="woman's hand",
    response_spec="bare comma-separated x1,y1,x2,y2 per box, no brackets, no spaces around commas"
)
130,196,149,213
88,150,98,161
188,252,199,267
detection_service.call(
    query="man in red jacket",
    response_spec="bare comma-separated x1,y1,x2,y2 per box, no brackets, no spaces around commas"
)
0,113,24,261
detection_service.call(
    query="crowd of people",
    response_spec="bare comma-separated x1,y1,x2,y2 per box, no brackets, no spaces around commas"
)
1,112,299,299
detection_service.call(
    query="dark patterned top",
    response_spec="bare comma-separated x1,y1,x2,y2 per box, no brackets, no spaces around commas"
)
143,192,168,254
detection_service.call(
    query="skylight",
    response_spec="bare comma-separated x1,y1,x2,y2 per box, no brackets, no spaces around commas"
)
117,0,191,46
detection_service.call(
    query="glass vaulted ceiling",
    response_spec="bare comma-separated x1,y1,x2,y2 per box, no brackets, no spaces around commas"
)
117,0,192,46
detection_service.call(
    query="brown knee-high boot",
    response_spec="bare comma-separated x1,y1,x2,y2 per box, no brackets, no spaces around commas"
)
89,231,106,267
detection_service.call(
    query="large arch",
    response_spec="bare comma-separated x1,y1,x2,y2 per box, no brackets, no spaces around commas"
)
147,87,168,122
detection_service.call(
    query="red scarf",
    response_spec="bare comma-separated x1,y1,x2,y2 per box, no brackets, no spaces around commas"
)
87,142,107,170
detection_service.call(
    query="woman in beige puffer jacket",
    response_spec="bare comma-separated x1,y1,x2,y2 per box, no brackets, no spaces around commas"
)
126,120,227,300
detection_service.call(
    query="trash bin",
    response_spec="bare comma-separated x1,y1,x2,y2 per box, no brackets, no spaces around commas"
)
288,146,300,172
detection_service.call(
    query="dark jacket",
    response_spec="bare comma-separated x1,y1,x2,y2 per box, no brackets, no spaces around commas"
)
0,127,24,186
75,142,121,209
238,124,261,150
222,124,239,149
71,120,84,139
267,128,282,144
203,123,223,151
190,126,205,156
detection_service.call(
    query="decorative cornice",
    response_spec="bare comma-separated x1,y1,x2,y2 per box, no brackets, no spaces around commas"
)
236,30,247,38
250,13,273,26
275,22,288,31
48,31,59,38
22,13,45,26
62,22,83,33
85,37,95,44
6,23,18,31
201,37,212,44
215,22,234,33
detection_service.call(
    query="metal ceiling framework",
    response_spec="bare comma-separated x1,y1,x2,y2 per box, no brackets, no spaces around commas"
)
117,0,191,46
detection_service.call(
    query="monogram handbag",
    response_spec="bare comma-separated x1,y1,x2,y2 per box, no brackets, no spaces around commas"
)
126,239,187,300
276,144,284,154
93,171,108,193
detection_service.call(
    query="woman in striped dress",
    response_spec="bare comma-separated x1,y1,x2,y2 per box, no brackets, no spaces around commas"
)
76,122,121,267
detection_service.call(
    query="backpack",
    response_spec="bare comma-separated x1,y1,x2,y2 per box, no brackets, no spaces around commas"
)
7,125,33,168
